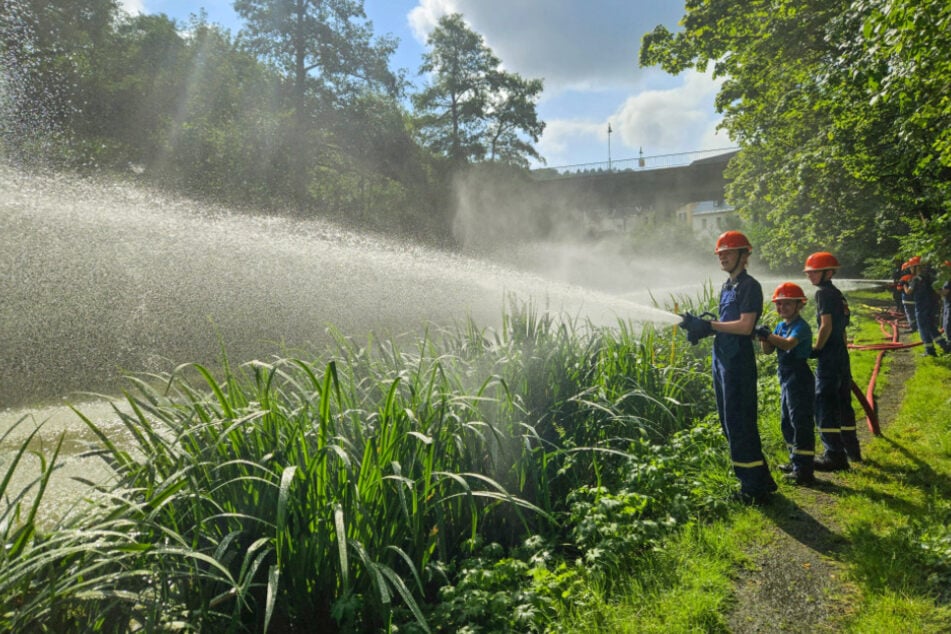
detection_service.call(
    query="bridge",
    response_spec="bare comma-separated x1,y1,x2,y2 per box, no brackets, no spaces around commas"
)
529,147,740,229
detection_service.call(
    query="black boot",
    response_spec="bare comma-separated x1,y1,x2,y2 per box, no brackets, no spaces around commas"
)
730,490,773,506
813,452,849,472
783,469,817,485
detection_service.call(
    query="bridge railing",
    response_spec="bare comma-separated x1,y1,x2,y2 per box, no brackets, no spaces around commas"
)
532,147,739,179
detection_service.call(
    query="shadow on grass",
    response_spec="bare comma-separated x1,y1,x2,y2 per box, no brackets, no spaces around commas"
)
843,516,951,603
856,434,951,501
761,491,851,557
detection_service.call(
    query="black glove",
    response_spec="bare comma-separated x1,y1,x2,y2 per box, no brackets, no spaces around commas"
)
754,325,771,340
809,348,821,359
678,312,714,345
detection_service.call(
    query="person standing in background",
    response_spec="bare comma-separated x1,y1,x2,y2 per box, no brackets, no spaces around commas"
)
941,261,951,342
907,256,951,357
900,268,918,333
890,257,905,315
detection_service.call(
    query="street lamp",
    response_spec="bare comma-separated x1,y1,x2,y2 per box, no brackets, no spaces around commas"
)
607,122,612,172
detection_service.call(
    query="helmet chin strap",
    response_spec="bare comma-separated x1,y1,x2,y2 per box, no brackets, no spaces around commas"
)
728,250,746,277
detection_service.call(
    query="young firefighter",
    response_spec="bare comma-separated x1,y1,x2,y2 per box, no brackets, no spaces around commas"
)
906,256,951,356
899,269,917,332
803,251,861,470
942,261,951,342
755,283,816,485
680,230,778,504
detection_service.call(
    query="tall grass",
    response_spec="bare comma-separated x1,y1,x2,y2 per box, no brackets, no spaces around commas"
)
0,300,720,632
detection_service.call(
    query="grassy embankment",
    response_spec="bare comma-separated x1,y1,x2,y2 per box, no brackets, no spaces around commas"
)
586,290,951,632
4,291,947,632
1,297,732,633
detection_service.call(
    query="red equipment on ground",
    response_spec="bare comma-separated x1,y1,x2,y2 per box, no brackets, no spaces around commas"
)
847,307,922,436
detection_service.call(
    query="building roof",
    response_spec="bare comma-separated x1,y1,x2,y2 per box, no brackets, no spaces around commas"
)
692,200,736,215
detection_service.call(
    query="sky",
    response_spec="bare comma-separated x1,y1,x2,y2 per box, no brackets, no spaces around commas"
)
122,0,731,169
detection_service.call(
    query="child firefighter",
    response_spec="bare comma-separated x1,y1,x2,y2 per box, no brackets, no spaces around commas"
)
755,282,816,485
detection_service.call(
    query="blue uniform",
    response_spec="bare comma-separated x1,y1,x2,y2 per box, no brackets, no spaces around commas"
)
713,271,777,496
773,317,815,474
943,279,950,337
813,280,859,460
901,276,917,330
909,269,950,354
910,270,938,345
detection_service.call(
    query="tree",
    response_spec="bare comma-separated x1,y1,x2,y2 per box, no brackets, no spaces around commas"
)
233,0,401,207
413,13,544,168
485,72,545,168
640,0,951,271
234,0,398,118
0,0,120,163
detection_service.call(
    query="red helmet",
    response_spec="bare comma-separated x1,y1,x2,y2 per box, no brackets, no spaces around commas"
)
772,282,807,303
803,251,840,272
907,255,922,267
714,230,753,254
900,274,912,283
943,260,951,268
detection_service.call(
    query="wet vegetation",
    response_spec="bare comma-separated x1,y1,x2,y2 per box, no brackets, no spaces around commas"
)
5,294,949,632
2,300,730,632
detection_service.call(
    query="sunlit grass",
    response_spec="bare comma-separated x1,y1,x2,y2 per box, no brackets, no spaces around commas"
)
833,353,951,630
571,292,951,633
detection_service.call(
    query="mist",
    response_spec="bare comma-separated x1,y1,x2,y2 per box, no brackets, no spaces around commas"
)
448,165,728,297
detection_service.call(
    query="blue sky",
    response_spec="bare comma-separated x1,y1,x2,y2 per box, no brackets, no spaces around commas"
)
124,0,731,168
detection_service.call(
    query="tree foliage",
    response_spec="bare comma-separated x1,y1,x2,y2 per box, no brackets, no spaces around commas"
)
413,13,544,169
234,0,399,110
0,0,120,162
233,0,405,209
0,0,449,240
640,0,951,271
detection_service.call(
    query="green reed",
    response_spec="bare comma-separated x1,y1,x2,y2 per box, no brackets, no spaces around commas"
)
0,300,716,632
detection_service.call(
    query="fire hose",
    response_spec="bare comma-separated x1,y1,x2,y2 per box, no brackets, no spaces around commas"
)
847,309,921,436
670,303,915,438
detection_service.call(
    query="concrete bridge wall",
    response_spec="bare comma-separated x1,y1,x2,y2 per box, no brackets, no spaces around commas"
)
530,150,737,221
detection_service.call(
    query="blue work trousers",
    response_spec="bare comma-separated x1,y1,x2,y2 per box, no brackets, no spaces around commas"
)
915,300,941,347
815,347,858,456
903,299,917,330
779,361,815,473
713,348,776,496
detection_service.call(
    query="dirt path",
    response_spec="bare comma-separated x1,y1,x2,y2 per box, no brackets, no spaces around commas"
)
726,310,914,633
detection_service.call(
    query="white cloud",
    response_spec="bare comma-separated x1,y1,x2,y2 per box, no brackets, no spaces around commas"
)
535,70,728,166
610,70,727,153
118,0,144,16
408,0,684,93
535,118,602,163
408,0,455,39
408,2,729,162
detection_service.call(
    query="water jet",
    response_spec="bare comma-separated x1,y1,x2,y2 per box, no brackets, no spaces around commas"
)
0,165,681,416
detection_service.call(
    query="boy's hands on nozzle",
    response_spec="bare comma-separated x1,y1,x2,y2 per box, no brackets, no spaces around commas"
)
754,325,771,340
678,312,714,345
